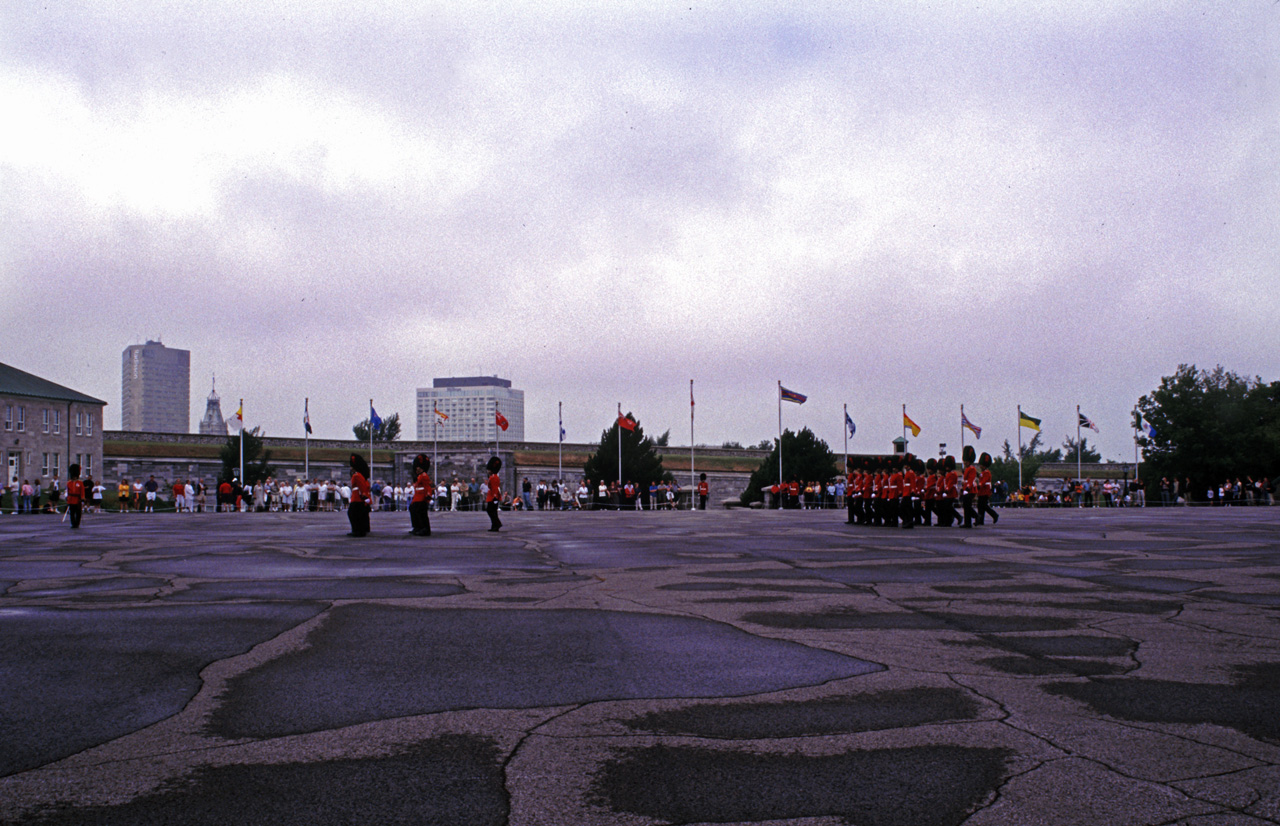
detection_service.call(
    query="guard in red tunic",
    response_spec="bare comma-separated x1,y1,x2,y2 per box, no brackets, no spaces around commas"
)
961,445,979,528
845,463,859,525
884,459,901,528
697,473,710,510
976,452,1000,525
900,454,916,529
65,463,85,529
409,454,433,536
348,454,372,537
922,458,938,526
939,455,959,527
485,456,503,532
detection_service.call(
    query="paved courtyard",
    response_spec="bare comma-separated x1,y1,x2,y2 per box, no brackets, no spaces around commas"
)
1,506,1278,825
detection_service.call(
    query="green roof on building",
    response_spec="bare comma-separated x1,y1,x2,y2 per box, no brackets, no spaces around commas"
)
0,363,107,406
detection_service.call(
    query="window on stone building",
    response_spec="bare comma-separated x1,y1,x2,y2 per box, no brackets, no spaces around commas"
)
52,410,60,435
42,453,49,476
16,407,23,432
85,454,93,476
42,409,49,434
53,453,59,477
85,412,92,436
3,405,10,431
75,413,83,436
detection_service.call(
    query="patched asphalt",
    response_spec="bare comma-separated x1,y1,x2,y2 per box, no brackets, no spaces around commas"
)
2,506,1280,825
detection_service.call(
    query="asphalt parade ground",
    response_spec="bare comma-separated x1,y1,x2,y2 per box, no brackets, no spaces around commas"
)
1,506,1279,825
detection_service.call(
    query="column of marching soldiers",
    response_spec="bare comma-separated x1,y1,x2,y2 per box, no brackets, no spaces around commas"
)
844,445,999,529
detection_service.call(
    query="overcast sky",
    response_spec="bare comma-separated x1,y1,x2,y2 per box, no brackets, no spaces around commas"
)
3,1,1277,462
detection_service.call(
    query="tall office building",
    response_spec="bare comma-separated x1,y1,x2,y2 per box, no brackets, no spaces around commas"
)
121,340,190,433
417,376,525,442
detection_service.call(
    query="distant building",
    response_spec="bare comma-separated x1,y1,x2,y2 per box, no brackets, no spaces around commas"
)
1,362,107,490
198,376,229,436
416,376,525,442
121,341,190,433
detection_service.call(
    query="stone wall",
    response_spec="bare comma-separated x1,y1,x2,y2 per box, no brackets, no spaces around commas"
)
103,432,770,504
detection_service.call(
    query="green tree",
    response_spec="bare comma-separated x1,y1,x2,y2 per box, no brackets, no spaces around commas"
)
752,439,774,450
1137,364,1280,490
655,429,671,447
219,427,274,485
582,413,671,489
721,440,743,449
740,428,838,505
991,432,1060,490
353,412,401,442
1062,435,1102,464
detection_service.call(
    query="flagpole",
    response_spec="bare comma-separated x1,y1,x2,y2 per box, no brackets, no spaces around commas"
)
690,379,695,512
1133,407,1140,484
902,403,907,451
1017,405,1023,492
433,413,438,480
558,401,563,482
1077,404,1082,507
239,398,244,483
304,398,310,480
616,402,623,497
777,381,783,488
843,403,848,471
495,403,500,457
368,398,373,475
960,404,965,455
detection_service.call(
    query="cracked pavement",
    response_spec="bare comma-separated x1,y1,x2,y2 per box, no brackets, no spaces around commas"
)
1,507,1279,825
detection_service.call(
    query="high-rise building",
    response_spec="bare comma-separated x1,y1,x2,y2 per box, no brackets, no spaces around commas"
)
198,376,228,436
121,340,190,433
417,376,525,442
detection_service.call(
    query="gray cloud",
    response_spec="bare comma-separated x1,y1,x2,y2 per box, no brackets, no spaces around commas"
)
2,1,1276,462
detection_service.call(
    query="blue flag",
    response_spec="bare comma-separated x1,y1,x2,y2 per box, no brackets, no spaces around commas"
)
559,418,566,442
370,406,382,431
845,411,856,438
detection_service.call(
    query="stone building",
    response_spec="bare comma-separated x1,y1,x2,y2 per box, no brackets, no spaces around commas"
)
1,363,107,495
197,377,229,436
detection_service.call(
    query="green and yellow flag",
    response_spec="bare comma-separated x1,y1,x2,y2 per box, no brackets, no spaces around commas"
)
1018,410,1041,432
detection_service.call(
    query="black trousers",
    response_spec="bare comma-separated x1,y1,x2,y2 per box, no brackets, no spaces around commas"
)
487,500,502,531
976,496,999,525
961,493,977,527
69,503,82,529
900,497,914,529
409,500,431,535
348,502,370,536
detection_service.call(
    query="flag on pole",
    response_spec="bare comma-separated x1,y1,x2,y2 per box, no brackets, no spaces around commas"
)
845,410,856,438
903,411,921,437
559,417,566,442
1018,410,1041,432
304,400,312,435
780,386,807,404
1078,412,1099,432
961,410,982,439
1135,412,1156,439
691,383,695,410
233,403,243,430
434,406,448,421
495,409,509,431
370,406,382,431
617,411,637,431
